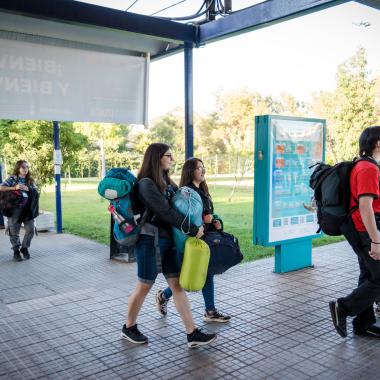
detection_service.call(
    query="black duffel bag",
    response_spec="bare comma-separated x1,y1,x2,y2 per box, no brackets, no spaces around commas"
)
202,231,243,275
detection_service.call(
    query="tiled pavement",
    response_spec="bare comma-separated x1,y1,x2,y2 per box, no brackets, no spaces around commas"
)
1,231,380,380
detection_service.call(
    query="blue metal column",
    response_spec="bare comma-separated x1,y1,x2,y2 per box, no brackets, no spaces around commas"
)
184,42,194,159
0,163,4,228
53,121,63,233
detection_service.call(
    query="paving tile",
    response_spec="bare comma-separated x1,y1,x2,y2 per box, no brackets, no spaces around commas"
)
1,233,380,379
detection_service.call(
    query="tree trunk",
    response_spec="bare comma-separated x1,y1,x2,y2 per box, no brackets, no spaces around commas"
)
99,139,106,178
213,154,218,191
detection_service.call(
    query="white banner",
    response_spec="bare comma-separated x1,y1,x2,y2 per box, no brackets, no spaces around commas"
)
0,38,148,124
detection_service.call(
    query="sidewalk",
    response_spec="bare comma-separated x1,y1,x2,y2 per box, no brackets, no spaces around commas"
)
1,231,380,379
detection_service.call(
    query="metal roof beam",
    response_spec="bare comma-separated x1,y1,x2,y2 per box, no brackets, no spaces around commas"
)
355,0,380,10
0,0,197,44
198,0,350,44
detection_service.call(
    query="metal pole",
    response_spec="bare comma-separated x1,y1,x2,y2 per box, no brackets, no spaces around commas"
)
184,41,194,159
206,0,216,21
0,163,4,228
53,121,63,233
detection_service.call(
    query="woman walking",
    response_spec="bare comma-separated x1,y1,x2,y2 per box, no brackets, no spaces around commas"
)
156,158,231,323
0,160,39,261
121,144,216,348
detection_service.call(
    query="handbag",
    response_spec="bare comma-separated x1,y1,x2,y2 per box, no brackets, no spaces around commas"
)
0,190,22,217
202,231,243,275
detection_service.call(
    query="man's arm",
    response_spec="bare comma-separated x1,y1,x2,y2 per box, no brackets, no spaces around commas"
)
359,196,380,260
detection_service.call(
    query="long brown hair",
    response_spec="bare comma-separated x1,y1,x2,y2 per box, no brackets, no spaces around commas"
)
137,143,175,192
13,160,34,186
179,158,210,196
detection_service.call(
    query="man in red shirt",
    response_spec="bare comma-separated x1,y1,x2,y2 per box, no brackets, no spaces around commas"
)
330,126,380,338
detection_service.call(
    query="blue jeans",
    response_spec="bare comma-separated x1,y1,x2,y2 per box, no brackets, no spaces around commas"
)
135,235,180,284
163,274,215,311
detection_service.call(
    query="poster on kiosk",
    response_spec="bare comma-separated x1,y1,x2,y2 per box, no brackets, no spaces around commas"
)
253,115,325,273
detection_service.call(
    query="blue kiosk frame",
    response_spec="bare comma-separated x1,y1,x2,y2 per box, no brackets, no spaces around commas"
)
254,115,326,273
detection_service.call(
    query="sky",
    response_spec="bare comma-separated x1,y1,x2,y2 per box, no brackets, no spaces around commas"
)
80,1,380,121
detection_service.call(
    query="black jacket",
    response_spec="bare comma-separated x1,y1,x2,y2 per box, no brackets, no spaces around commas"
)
137,177,199,239
24,187,39,221
187,183,218,232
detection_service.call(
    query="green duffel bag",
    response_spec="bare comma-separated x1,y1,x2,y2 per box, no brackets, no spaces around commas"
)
179,237,210,292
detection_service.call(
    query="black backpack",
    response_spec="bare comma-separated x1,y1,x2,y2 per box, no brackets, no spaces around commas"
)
309,157,377,236
202,231,243,275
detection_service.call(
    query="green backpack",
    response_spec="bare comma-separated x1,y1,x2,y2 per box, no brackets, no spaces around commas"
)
179,237,210,292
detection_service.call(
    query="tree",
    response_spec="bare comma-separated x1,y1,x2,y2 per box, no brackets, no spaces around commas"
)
0,120,88,187
74,122,132,177
279,92,306,116
310,90,338,162
374,75,380,124
147,110,185,173
196,113,226,154
312,48,376,162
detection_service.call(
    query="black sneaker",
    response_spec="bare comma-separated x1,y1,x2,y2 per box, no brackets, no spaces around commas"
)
355,325,380,338
155,290,169,317
203,309,231,323
121,324,148,344
375,303,380,318
329,300,348,338
20,247,30,260
187,328,216,349
13,249,23,262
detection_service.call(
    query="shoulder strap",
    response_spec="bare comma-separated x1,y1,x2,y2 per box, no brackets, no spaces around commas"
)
354,156,379,168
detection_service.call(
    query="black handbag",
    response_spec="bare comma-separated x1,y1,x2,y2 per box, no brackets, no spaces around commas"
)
202,231,243,275
0,190,22,217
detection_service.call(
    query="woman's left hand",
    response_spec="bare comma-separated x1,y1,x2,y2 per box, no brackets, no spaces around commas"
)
213,220,222,230
203,214,213,224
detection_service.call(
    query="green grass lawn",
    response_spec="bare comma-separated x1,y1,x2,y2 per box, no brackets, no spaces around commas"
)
39,185,344,262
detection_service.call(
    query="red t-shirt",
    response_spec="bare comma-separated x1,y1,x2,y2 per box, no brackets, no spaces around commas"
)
350,160,380,231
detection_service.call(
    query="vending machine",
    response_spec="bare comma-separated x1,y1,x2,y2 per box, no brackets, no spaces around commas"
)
253,115,325,273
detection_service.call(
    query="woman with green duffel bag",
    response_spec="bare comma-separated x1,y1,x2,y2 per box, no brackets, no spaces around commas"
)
121,143,216,349
156,158,232,323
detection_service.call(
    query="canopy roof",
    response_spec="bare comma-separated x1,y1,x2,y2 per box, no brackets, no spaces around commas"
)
1,0,378,60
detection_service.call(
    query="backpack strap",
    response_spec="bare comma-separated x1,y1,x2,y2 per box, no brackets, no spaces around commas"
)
138,210,149,226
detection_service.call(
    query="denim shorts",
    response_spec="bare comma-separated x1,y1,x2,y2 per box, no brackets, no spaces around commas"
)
135,234,180,284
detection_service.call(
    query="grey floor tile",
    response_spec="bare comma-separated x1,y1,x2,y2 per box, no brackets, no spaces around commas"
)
1,233,380,379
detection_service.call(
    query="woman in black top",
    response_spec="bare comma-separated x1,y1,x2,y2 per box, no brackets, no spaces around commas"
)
157,158,231,323
121,144,216,348
0,160,39,261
